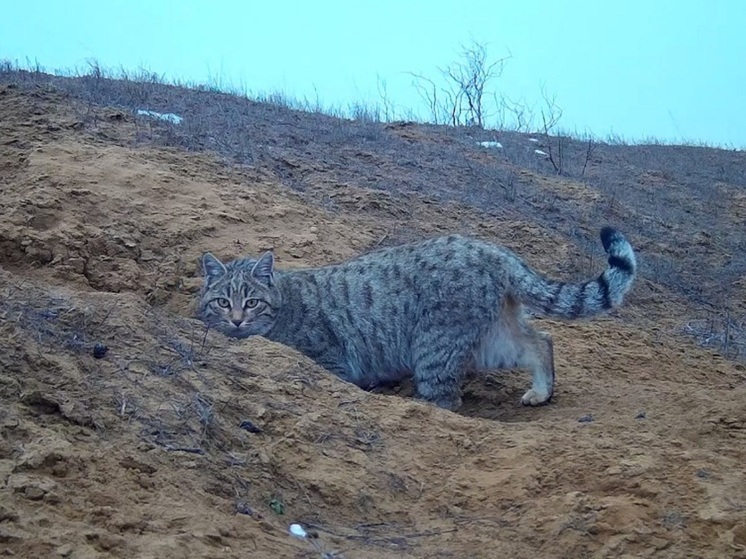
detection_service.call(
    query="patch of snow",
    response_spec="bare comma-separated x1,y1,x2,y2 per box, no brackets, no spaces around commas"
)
528,138,539,143
534,149,548,156
136,109,183,125
289,524,307,539
478,141,503,148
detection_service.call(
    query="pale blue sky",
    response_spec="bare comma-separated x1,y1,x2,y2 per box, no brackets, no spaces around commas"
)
3,0,745,147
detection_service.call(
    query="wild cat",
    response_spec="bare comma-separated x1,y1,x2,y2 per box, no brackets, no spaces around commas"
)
198,227,636,411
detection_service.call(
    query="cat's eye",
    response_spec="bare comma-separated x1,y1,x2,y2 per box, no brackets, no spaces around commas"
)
215,298,231,309
244,298,259,309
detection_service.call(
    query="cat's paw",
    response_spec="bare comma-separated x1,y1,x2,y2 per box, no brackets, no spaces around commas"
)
521,389,552,406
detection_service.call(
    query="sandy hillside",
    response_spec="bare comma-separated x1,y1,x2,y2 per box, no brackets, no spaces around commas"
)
1,83,746,559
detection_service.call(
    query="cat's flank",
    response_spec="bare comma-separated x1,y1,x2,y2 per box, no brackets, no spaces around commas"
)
198,228,636,411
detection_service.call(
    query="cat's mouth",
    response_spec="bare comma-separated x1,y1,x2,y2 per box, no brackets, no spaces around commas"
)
205,316,273,339
222,324,252,339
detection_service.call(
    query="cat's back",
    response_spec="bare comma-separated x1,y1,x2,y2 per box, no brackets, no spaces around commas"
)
295,234,511,299
275,234,513,317
337,234,497,272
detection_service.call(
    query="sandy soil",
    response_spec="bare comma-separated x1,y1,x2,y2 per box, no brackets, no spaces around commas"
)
1,84,745,559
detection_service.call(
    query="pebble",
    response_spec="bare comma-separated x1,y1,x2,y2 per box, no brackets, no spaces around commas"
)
235,501,254,516
239,419,262,433
92,343,108,359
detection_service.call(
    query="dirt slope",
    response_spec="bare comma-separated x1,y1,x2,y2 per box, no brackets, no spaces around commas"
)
1,84,746,559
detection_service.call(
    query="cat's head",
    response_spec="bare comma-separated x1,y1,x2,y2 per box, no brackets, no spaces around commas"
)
197,250,281,339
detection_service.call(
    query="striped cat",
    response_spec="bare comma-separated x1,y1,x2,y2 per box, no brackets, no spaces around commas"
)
198,227,636,411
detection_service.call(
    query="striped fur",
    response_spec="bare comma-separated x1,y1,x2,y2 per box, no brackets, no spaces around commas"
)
516,227,637,318
198,227,636,411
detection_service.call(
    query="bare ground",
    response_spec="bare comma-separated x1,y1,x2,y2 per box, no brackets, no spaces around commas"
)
1,80,746,559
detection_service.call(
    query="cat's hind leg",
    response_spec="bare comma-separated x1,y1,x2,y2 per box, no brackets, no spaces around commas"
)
474,301,556,407
517,329,555,406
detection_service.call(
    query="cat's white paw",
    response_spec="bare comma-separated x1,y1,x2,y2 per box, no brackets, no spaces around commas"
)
521,388,552,406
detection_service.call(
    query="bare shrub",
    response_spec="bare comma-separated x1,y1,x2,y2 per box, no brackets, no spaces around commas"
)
410,40,511,128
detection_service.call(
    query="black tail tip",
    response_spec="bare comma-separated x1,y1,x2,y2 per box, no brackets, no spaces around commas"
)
599,226,622,251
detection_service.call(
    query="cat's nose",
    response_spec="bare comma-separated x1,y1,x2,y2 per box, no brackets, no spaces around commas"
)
231,319,243,327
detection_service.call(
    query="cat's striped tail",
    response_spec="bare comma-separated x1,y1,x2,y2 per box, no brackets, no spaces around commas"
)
515,227,637,319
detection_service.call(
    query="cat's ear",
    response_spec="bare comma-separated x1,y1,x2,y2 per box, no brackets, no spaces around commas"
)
251,251,275,285
201,253,227,281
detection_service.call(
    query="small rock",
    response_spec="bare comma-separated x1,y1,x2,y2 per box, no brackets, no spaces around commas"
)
24,486,46,501
52,461,69,477
136,474,155,489
119,456,157,475
239,419,262,433
0,505,20,523
635,411,646,419
97,533,124,551
92,343,108,359
288,248,304,258
235,501,254,516
8,474,56,500
578,414,594,423
44,491,62,504
649,536,673,550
